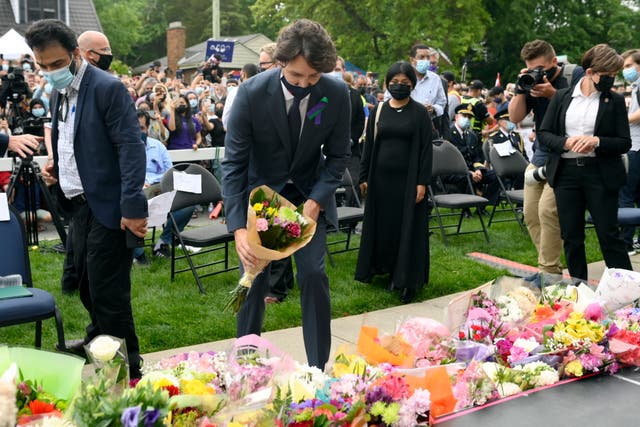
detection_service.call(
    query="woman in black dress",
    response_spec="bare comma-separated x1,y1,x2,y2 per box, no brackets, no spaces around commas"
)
355,61,433,303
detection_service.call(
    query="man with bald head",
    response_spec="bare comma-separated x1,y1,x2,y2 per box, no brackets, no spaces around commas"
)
78,31,112,71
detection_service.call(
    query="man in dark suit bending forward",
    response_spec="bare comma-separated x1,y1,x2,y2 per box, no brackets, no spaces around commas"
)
222,19,351,370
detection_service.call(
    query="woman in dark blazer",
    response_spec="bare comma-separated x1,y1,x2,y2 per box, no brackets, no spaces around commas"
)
538,44,632,281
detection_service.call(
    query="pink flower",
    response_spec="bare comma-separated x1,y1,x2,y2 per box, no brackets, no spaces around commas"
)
584,303,604,322
285,222,301,238
256,218,269,232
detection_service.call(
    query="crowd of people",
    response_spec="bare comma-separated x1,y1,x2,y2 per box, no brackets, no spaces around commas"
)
2,17,640,374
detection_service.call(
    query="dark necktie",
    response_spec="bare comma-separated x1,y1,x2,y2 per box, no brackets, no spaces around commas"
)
288,96,302,154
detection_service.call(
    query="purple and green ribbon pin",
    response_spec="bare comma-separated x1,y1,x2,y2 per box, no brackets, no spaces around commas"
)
306,97,328,125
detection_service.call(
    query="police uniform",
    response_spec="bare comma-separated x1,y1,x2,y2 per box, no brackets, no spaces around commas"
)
445,104,500,205
487,109,527,189
488,109,529,161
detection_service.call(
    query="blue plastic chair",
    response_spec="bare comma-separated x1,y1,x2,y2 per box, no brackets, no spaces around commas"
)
0,205,66,348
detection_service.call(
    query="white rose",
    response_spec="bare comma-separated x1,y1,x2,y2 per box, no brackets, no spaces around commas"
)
497,382,521,398
89,336,121,362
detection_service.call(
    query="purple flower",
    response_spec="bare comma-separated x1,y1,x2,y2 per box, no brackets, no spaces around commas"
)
144,409,161,427
121,405,141,427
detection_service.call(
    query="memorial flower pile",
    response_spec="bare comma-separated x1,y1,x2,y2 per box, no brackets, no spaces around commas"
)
11,270,640,426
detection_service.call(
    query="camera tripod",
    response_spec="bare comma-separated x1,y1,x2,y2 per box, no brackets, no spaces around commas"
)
5,157,67,247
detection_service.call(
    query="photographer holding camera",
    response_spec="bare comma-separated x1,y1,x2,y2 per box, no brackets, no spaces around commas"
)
509,40,578,276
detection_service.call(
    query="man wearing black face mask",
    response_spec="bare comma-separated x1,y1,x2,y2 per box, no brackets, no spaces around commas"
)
78,31,113,71
222,19,351,370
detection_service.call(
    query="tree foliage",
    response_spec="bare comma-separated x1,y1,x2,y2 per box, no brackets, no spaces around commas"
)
94,0,640,79
251,0,490,73
478,0,640,85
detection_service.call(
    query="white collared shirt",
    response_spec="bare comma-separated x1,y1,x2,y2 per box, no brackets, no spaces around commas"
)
563,77,599,158
57,59,89,198
280,76,310,139
630,84,640,151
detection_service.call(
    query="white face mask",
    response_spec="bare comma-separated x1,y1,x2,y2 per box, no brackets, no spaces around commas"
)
457,116,471,130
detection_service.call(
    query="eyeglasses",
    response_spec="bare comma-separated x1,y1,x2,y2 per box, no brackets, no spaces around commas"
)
89,47,112,55
57,93,69,123
259,61,274,68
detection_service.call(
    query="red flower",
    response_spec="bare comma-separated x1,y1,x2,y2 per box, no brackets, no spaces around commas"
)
286,222,301,238
458,331,466,339
28,399,56,415
163,385,181,397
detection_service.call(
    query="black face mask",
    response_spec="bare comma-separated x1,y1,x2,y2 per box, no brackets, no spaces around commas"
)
215,109,224,117
544,65,558,81
175,105,188,114
95,53,113,71
358,87,367,95
594,75,615,93
388,83,411,100
280,75,313,99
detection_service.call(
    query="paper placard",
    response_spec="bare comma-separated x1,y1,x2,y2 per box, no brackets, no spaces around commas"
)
0,193,9,221
493,142,516,157
173,171,202,194
147,190,177,228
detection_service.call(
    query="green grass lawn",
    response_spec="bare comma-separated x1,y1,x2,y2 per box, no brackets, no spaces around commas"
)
0,210,606,353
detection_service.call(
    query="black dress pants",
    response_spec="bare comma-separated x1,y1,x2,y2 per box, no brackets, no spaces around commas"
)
553,159,632,281
70,200,141,377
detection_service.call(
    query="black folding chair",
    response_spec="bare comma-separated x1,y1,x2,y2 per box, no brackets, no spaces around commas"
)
428,140,490,245
327,169,364,266
488,146,528,232
160,163,237,293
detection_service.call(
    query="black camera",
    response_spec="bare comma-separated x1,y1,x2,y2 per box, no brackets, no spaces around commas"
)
0,69,30,108
517,67,545,91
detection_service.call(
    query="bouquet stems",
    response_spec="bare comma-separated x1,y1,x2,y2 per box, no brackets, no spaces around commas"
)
224,260,269,314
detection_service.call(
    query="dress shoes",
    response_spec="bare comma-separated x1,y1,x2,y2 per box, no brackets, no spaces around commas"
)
56,338,87,357
401,288,416,304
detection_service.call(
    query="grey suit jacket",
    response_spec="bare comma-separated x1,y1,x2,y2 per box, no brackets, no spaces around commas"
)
222,68,352,231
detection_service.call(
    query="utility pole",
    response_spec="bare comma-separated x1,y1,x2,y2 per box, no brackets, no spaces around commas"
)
212,0,220,39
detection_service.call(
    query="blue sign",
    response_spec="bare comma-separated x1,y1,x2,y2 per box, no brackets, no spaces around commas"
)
205,40,235,63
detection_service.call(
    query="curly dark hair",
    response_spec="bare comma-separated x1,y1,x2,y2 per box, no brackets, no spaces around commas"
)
25,19,78,52
274,19,337,73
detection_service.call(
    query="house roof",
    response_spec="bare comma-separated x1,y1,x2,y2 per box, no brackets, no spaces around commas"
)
0,0,102,38
132,33,273,74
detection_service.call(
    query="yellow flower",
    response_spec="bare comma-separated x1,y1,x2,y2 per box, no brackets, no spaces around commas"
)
253,203,264,213
181,378,215,395
331,353,368,377
153,377,175,390
565,360,584,377
266,207,277,217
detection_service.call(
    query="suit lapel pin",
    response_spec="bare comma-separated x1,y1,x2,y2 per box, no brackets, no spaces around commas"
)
306,96,328,125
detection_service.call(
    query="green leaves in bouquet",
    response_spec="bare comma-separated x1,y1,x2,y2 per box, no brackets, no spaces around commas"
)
70,377,169,427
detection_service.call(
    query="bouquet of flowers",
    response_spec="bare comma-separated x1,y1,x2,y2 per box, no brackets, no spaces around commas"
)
224,186,316,313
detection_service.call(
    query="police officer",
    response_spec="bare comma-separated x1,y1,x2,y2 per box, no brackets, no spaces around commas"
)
488,108,528,160
461,80,491,140
446,104,500,212
488,108,528,189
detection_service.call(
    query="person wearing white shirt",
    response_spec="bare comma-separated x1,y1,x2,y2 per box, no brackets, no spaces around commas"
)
538,44,632,281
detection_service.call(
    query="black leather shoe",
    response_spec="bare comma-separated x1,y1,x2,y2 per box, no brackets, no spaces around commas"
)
56,339,87,357
401,288,416,304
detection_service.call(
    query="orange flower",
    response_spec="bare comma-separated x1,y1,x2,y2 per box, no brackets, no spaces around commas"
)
27,399,57,415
